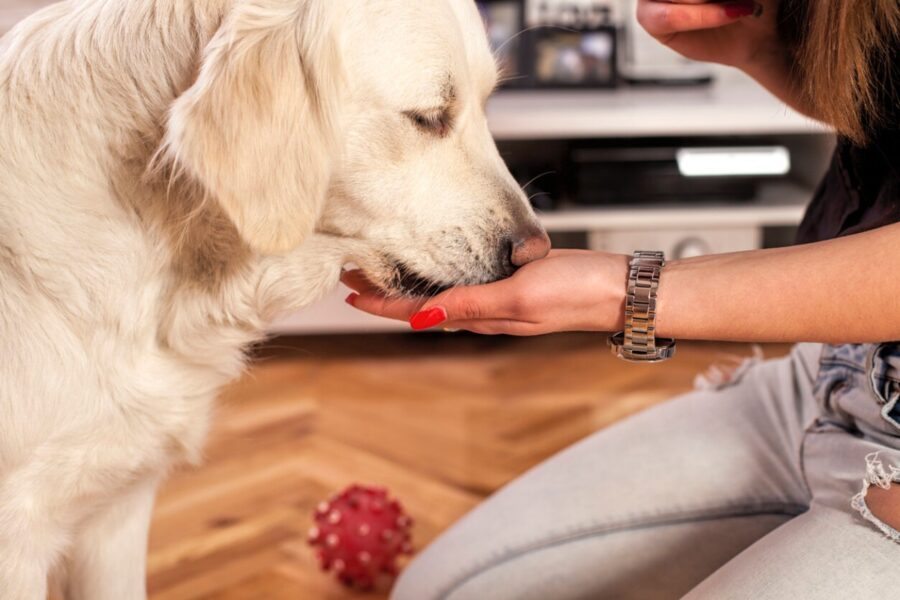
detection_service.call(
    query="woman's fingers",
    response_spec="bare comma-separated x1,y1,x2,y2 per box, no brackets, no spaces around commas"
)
410,279,527,330
341,271,422,319
637,1,759,38
345,274,527,329
346,291,427,321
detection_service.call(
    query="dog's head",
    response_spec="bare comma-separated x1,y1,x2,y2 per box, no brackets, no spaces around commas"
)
164,0,549,295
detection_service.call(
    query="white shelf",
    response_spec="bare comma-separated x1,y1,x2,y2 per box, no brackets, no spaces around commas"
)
538,182,810,232
487,71,828,140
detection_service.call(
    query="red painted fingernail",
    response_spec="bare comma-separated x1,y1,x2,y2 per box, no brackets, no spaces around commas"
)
410,307,448,331
723,2,755,18
345,293,358,306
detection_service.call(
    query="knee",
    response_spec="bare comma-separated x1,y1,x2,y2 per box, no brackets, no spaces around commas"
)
863,486,900,534
391,554,449,600
853,453,900,541
392,546,485,600
393,541,546,600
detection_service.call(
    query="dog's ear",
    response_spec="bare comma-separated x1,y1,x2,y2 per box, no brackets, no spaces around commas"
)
162,1,342,255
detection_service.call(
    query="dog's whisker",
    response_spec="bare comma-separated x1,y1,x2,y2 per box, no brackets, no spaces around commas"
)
520,170,556,192
494,25,545,57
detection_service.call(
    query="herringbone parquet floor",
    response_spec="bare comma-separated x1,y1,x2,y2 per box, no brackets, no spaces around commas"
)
144,334,785,599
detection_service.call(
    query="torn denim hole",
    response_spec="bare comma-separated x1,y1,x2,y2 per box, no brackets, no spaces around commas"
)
880,387,900,432
869,343,900,428
694,345,764,391
850,452,900,543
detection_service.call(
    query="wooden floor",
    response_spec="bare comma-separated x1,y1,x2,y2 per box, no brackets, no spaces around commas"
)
145,333,788,599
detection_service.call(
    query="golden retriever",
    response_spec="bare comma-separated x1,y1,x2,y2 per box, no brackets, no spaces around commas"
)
0,0,550,597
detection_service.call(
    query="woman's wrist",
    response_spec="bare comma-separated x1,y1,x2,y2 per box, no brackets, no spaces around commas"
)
588,252,629,333
653,255,710,340
653,259,681,340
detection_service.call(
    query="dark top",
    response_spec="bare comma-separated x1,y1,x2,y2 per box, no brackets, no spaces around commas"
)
795,44,899,243
796,130,900,244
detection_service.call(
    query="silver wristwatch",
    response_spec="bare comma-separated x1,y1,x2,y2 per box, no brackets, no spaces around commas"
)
609,251,676,363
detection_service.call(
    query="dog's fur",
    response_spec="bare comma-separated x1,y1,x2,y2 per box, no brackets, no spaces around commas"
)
0,1,546,597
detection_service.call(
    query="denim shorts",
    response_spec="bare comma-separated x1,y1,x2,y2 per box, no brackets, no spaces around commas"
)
817,343,900,542
816,343,900,442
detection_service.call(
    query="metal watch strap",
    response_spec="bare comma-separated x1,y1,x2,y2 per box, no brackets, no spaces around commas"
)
609,251,676,363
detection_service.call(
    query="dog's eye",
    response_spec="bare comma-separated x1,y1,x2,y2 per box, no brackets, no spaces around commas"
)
405,110,450,137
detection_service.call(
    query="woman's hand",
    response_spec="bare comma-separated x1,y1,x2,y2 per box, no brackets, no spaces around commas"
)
637,1,813,118
637,0,777,69
342,250,629,336
346,224,900,343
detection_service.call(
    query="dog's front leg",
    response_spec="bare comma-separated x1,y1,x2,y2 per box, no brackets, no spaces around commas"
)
0,476,68,600
64,477,159,600
254,233,365,319
0,543,51,600
0,538,53,600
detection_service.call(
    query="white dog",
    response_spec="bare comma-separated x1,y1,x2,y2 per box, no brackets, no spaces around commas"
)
0,1,550,597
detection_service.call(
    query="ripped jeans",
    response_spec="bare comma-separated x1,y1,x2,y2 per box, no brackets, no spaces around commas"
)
392,344,900,600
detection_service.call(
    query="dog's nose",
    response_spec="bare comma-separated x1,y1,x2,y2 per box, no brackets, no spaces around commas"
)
509,225,551,267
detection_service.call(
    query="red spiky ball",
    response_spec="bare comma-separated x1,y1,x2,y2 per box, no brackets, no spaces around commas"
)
308,484,414,590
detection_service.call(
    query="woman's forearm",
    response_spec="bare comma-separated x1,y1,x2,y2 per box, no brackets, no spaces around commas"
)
343,225,900,343
656,222,900,343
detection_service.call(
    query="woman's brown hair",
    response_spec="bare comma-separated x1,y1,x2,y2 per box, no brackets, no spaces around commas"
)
780,0,900,145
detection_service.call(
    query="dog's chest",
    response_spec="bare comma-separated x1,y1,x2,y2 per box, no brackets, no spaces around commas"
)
115,285,259,467
61,244,260,472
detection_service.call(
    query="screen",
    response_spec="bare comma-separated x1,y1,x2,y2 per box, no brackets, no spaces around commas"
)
534,30,614,85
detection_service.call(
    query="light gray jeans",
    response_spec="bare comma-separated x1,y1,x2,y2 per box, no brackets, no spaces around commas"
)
392,343,900,600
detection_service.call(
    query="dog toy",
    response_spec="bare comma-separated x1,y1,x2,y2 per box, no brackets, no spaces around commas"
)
308,484,414,590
